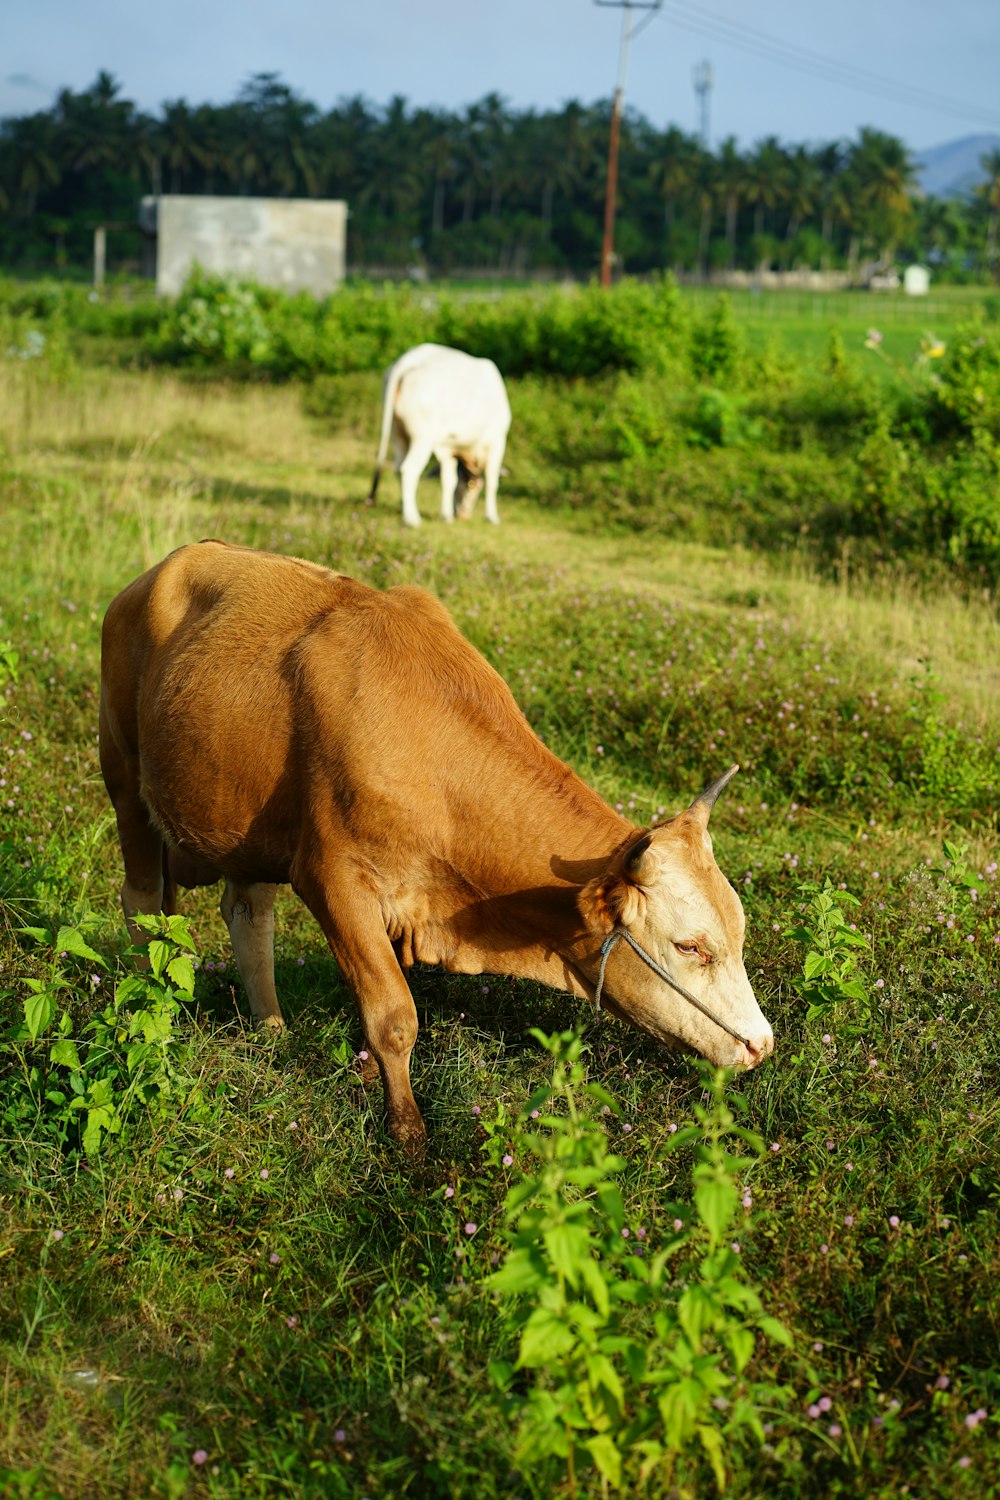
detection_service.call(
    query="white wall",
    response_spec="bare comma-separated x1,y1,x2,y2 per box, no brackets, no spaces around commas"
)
148,196,347,296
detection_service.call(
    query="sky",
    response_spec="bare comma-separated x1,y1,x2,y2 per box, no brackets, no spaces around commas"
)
2,0,999,153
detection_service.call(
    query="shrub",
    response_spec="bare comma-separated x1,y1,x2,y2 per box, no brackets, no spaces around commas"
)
487,1031,792,1495
929,318,1000,439
3,914,210,1158
689,295,743,385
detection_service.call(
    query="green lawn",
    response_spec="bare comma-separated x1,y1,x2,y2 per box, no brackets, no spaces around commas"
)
0,348,998,1499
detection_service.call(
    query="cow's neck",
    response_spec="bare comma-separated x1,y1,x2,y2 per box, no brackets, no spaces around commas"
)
401,752,635,994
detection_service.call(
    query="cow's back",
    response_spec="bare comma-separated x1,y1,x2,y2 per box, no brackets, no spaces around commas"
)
394,346,511,448
100,540,532,881
101,543,351,875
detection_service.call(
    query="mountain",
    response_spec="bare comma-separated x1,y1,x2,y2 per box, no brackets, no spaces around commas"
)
914,134,1000,199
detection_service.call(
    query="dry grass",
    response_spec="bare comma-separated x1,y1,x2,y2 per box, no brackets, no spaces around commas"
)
2,359,996,728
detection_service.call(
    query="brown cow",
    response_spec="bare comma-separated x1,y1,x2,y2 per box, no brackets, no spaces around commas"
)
99,541,773,1144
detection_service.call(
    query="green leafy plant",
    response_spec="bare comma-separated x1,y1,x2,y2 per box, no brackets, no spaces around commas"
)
930,839,991,927
686,388,763,449
6,914,204,1156
787,880,872,1034
689,295,743,385
487,1030,791,1496
0,638,20,690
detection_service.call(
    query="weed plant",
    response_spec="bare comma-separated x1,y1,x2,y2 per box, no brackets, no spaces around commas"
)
0,335,997,1497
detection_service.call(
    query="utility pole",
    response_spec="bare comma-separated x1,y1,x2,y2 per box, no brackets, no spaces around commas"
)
595,0,661,287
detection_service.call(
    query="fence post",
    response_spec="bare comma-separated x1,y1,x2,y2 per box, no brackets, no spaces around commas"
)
94,226,106,289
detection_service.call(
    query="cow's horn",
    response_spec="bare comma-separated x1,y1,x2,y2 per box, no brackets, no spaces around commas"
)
688,764,740,825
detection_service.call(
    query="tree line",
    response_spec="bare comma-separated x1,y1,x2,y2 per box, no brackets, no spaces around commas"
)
2,70,999,281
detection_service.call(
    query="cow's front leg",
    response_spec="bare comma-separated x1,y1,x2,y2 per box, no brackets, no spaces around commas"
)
436,449,458,522
220,879,284,1030
294,865,425,1147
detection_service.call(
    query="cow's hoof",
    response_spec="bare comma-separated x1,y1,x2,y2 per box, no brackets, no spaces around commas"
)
389,1106,427,1160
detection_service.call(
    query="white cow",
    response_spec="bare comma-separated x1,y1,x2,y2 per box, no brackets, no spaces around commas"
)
367,343,512,527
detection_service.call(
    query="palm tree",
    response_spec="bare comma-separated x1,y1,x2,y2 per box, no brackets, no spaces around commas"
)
454,103,486,224
918,194,965,268
714,135,745,267
189,105,234,193
230,73,320,197
979,147,1000,277
5,111,60,216
465,93,511,220
813,140,845,245
372,96,425,224
158,99,205,192
56,71,136,178
412,108,455,236
650,126,696,259
783,145,821,242
746,135,788,239
691,145,718,277
313,96,376,203
516,109,575,236
847,127,916,263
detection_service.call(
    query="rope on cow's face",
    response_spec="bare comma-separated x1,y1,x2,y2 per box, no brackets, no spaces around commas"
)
593,925,752,1049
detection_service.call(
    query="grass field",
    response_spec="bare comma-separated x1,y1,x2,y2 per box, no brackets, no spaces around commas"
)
1,325,998,1499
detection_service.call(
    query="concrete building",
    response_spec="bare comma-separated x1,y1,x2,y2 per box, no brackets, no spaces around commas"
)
140,195,347,296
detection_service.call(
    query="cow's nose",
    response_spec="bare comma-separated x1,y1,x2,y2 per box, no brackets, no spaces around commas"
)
743,1029,775,1067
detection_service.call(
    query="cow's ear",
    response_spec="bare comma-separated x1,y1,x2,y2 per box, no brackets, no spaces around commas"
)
624,832,662,886
579,834,658,933
579,872,642,934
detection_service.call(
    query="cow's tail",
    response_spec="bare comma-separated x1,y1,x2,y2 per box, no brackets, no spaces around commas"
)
367,361,404,506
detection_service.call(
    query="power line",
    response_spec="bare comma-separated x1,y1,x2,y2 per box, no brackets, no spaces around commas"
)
657,1,1000,132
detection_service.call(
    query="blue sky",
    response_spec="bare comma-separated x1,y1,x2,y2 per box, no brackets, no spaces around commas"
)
2,0,999,151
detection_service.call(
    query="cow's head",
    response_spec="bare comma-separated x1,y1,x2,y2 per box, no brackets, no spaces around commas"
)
579,766,773,1069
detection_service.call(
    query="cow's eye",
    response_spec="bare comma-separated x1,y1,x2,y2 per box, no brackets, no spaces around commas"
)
675,941,700,957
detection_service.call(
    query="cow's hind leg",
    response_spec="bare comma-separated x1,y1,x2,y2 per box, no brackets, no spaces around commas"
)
116,802,166,947
435,448,458,522
482,451,503,525
399,438,432,529
100,727,166,948
220,880,285,1030
294,863,424,1147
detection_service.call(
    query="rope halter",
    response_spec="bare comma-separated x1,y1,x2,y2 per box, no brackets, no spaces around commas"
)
593,925,752,1049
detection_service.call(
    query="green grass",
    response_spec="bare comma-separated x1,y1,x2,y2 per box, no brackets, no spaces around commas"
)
0,351,998,1498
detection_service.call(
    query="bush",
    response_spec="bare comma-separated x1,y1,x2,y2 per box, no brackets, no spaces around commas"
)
689,295,743,385
147,271,691,381
928,318,1000,439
